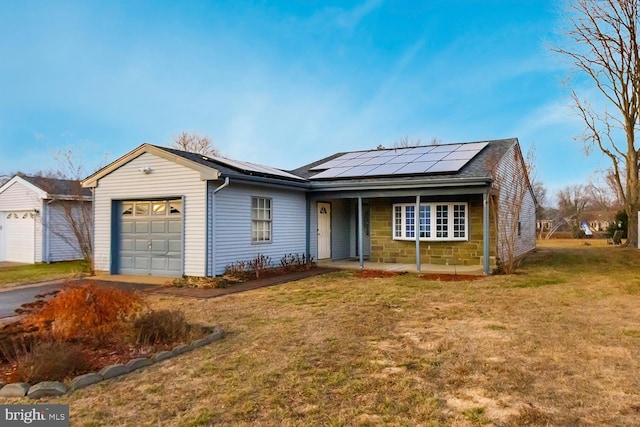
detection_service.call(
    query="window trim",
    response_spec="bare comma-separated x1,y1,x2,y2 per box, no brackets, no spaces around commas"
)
392,202,468,241
251,196,272,244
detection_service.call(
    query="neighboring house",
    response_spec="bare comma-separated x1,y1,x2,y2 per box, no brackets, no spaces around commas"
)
0,175,92,263
82,138,536,277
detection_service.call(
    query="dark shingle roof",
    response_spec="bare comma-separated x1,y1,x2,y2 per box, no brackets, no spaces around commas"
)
20,175,91,198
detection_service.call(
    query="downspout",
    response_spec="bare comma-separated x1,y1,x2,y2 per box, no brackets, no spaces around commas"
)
483,190,490,275
358,196,363,269
305,193,311,262
210,177,230,276
415,194,421,272
33,208,38,264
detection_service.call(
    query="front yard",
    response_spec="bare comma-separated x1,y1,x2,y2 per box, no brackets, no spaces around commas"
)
2,241,640,426
0,260,89,288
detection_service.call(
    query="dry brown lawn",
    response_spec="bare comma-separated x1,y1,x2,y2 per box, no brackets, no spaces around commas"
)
2,241,640,426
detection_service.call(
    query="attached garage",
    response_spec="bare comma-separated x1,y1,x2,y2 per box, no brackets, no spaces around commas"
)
119,199,183,276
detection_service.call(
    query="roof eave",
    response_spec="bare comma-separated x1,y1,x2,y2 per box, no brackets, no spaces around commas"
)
308,176,493,192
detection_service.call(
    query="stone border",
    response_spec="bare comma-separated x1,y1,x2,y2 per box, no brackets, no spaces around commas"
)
0,329,225,399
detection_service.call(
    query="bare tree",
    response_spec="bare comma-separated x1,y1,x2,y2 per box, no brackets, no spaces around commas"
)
391,136,442,149
172,131,220,157
490,145,537,274
557,184,590,221
553,0,640,247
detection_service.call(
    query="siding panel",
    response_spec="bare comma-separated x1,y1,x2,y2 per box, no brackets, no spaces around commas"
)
212,182,306,275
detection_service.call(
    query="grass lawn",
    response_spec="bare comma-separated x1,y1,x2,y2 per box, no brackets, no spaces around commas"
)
3,241,640,426
0,260,89,288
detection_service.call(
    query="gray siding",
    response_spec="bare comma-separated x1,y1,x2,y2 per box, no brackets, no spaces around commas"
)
93,152,208,276
44,201,89,262
211,181,306,275
331,198,352,260
494,143,536,263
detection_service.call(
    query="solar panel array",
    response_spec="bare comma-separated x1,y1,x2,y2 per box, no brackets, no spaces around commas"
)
309,142,488,179
209,156,307,181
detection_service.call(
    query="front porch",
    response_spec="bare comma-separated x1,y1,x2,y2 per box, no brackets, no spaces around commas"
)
318,258,485,275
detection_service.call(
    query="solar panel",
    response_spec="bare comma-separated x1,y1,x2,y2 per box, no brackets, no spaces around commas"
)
430,143,462,153
416,152,449,162
308,141,489,179
426,159,469,173
386,154,424,164
394,161,437,174
211,157,306,181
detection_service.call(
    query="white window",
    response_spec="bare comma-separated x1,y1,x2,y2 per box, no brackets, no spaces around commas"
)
393,202,468,241
252,197,272,243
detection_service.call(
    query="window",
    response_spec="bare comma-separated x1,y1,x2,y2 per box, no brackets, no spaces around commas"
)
393,202,468,241
252,197,272,242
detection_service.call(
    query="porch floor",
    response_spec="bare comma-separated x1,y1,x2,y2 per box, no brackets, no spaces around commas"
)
317,259,485,275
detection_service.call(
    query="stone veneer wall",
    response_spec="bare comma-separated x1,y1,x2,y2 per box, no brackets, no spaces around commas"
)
369,195,496,267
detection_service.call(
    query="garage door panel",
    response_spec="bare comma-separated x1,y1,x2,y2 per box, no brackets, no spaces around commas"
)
134,239,149,251
150,240,167,251
168,239,181,252
119,200,183,276
168,220,182,233
121,238,134,251
151,221,167,233
134,222,149,233
167,258,182,271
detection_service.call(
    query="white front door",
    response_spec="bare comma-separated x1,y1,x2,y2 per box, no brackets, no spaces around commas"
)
317,202,331,259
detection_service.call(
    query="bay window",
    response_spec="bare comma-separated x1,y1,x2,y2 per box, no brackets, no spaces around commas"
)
393,202,468,241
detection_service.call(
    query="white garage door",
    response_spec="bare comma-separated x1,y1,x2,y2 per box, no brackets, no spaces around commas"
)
119,200,183,276
1,211,36,263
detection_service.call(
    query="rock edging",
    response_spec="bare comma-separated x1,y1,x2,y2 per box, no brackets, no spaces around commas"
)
0,329,225,399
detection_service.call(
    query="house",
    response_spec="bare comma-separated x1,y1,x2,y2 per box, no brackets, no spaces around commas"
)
82,138,536,277
0,175,92,263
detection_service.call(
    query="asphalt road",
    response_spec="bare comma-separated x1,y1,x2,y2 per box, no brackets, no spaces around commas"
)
0,280,160,320
0,282,63,319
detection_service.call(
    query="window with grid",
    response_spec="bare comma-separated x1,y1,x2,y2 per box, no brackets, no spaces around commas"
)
393,202,467,241
251,197,272,242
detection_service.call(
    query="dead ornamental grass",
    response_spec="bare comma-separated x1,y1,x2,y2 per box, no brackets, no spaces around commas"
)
3,244,640,426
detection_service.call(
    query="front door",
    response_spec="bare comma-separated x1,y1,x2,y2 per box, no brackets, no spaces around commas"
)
317,202,331,259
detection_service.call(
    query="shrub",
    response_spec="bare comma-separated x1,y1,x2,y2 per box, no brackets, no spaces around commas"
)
133,310,191,345
10,340,93,383
23,281,144,341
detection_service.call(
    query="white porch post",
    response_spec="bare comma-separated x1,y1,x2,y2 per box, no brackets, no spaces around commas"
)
415,194,421,272
358,196,364,269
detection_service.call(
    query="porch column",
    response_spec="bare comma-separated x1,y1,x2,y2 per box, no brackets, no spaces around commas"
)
358,196,364,269
483,190,490,275
415,194,421,272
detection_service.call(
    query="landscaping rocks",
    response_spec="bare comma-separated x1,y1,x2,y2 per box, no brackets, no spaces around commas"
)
99,363,130,379
70,373,104,390
0,382,30,397
0,326,225,399
172,343,192,354
151,350,174,362
126,358,153,371
27,381,67,399
191,338,209,348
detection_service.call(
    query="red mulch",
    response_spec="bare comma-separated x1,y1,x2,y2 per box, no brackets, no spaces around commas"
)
352,269,483,282
420,273,483,282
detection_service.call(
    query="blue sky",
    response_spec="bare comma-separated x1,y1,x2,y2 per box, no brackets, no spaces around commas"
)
0,0,614,201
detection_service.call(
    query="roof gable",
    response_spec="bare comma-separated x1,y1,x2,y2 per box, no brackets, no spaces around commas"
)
82,144,221,188
0,175,90,200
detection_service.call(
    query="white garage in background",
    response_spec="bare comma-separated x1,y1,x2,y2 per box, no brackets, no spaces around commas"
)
0,175,92,264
